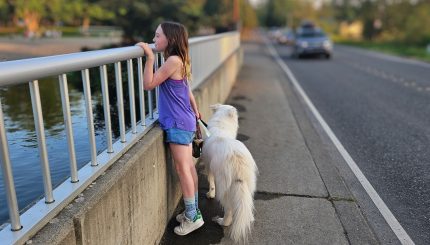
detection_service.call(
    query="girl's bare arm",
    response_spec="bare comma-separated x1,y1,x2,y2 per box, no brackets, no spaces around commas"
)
136,42,181,90
189,87,200,118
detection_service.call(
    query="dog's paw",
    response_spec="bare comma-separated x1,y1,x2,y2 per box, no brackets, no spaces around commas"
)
206,188,215,199
212,216,230,227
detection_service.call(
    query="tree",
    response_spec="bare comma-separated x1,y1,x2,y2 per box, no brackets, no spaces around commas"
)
13,0,47,36
263,0,287,27
241,0,259,29
331,0,430,44
259,0,318,28
203,0,235,32
400,1,430,44
0,0,14,26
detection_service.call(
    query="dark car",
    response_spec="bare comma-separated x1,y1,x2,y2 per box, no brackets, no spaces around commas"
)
292,27,332,59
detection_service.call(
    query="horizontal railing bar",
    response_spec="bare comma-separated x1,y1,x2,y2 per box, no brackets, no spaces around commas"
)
0,46,151,86
188,31,237,45
0,32,236,87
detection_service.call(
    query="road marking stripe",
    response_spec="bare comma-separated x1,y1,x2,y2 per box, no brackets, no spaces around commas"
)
265,39,415,245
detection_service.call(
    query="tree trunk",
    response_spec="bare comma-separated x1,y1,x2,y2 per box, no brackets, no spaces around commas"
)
82,16,90,33
23,10,40,38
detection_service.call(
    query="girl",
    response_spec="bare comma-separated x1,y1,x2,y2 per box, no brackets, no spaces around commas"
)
136,21,203,236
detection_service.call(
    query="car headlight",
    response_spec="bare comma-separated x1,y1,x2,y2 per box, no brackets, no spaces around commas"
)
323,40,332,49
299,41,308,48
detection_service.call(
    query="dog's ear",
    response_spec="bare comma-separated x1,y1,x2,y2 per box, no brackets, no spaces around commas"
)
210,103,222,111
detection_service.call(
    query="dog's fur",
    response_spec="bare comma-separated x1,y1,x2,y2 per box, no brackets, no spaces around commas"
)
201,104,258,243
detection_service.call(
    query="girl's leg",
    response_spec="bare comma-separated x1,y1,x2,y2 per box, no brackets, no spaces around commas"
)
170,143,195,198
171,143,204,235
187,144,199,208
170,143,199,220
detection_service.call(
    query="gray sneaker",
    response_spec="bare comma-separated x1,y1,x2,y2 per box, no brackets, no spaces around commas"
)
174,213,204,236
176,209,201,222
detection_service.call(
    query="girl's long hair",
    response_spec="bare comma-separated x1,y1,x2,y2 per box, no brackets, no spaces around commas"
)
160,21,191,81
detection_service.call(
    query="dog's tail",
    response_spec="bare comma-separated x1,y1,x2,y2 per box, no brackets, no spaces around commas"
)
229,179,254,244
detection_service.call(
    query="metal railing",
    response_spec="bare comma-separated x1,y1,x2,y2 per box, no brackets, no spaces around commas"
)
0,31,240,244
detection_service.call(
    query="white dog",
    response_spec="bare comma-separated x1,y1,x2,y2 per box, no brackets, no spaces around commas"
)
201,104,258,243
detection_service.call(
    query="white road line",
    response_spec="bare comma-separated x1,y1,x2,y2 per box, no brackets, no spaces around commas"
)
264,39,415,245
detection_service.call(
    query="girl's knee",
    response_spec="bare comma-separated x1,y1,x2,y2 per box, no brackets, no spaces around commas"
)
175,161,189,174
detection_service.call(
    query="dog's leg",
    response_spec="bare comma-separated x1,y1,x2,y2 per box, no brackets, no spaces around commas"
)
212,209,233,227
206,171,216,199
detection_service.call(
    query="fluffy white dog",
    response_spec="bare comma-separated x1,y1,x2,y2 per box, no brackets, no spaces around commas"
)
201,104,258,243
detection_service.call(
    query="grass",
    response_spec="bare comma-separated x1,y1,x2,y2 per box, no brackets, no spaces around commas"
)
336,40,430,63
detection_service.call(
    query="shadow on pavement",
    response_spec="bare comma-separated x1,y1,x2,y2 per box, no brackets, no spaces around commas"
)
159,165,227,245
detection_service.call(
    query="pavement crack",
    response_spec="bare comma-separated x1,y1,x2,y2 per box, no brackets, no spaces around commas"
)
255,190,327,201
327,196,356,202
201,187,354,203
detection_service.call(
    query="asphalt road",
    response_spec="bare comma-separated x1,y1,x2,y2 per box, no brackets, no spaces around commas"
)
274,43,430,245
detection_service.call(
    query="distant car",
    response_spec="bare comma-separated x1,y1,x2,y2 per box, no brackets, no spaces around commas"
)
292,28,332,59
268,27,283,41
278,30,295,45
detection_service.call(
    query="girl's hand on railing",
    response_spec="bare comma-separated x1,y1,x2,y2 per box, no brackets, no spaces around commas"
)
135,42,155,60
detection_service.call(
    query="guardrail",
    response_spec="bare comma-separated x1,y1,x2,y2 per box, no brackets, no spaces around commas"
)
0,31,240,244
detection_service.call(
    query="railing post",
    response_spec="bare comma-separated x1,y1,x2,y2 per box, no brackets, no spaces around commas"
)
100,65,114,153
0,98,22,231
81,70,98,166
58,74,78,183
154,54,160,112
127,59,137,134
115,62,126,142
137,57,146,126
29,80,54,203
148,90,153,119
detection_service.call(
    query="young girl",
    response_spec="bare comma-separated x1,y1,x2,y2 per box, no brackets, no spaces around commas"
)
136,21,203,236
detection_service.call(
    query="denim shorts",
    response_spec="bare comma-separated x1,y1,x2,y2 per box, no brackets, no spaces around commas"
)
165,128,195,145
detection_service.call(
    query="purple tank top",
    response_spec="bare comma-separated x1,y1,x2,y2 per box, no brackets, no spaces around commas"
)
158,78,196,131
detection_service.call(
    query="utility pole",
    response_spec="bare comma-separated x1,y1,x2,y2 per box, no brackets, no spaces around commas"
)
233,0,241,30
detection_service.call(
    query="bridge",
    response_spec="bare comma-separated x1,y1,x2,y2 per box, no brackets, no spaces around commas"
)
0,31,417,244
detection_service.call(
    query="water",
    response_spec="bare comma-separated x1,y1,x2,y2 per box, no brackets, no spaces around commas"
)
0,64,145,226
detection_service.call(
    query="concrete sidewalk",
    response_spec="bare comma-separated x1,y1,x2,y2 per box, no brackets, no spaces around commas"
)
160,36,379,244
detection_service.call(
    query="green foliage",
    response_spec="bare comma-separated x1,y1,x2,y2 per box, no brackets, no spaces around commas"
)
0,0,12,24
203,0,234,32
14,0,47,18
241,0,258,28
259,0,318,28
331,0,430,45
262,0,288,27
0,0,252,41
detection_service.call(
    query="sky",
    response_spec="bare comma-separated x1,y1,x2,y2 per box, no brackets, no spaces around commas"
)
248,0,265,7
